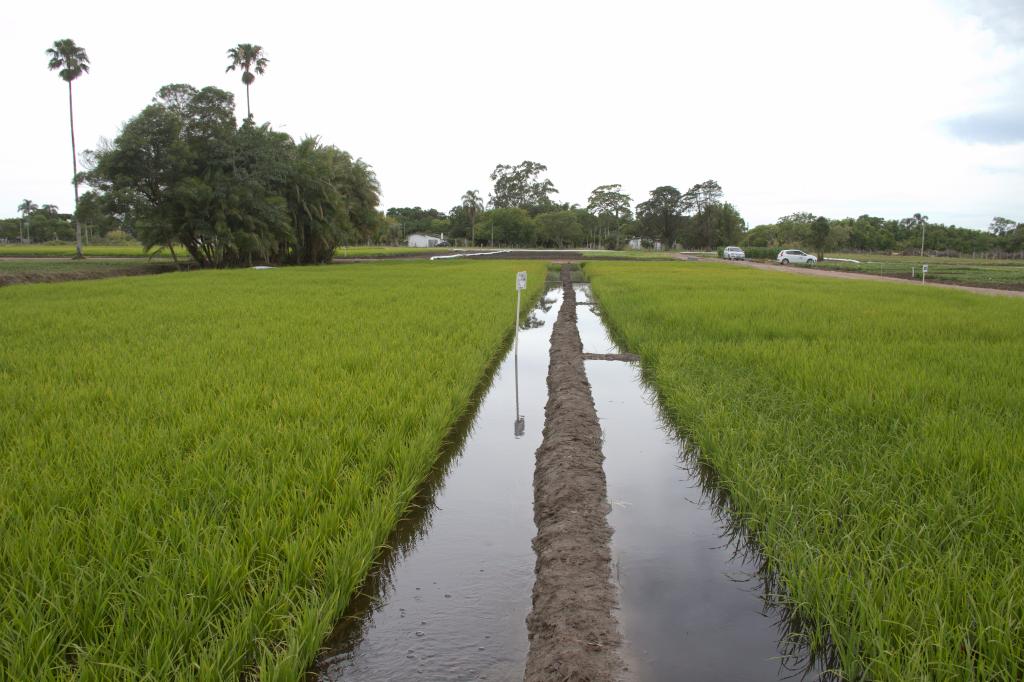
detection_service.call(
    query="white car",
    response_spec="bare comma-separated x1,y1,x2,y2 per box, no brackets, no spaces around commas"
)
777,249,816,265
722,246,745,260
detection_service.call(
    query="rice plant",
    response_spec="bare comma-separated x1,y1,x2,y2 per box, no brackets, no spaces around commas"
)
586,261,1024,680
0,260,545,680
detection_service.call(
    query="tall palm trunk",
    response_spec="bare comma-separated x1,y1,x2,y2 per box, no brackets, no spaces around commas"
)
245,83,251,120
68,81,83,259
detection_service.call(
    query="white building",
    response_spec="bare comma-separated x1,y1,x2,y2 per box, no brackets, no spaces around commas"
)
407,233,445,248
627,237,663,251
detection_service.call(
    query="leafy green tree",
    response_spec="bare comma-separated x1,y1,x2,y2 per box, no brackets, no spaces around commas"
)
989,217,1017,237
848,215,893,251
0,218,21,241
587,184,632,247
462,190,483,244
386,207,448,239
489,161,558,214
46,38,90,258
681,180,724,247
1004,221,1024,253
698,201,745,247
477,207,535,247
76,192,123,240
535,210,584,248
810,216,830,260
226,44,269,120
636,186,685,246
741,224,777,247
775,212,816,245
30,209,74,242
587,184,632,220
86,83,378,266
445,205,469,240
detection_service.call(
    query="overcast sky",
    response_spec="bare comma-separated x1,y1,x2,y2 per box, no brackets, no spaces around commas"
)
3,0,1022,229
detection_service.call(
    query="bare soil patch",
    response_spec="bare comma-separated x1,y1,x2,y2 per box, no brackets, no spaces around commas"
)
0,263,179,287
525,266,626,682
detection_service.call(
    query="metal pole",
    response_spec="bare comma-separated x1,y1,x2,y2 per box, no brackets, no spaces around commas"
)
514,286,521,358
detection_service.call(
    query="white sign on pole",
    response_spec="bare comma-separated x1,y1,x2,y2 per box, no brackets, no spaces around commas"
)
516,271,527,290
922,264,928,273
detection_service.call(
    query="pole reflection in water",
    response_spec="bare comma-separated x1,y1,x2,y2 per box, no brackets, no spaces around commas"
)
514,345,525,437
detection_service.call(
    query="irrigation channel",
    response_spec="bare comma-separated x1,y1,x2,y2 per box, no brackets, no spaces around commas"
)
316,273,820,680
575,283,823,680
315,286,563,680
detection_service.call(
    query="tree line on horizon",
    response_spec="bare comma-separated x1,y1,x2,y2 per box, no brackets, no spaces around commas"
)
744,212,1024,257
384,162,746,251
380,162,1023,255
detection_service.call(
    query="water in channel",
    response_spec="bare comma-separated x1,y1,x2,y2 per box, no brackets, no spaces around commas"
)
315,287,564,681
575,283,822,681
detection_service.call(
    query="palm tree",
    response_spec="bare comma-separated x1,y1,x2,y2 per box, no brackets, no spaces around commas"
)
226,44,269,120
17,199,38,242
462,190,483,245
46,39,89,258
909,212,929,257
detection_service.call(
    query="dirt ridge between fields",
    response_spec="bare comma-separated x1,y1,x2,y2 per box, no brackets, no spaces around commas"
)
0,264,180,287
524,266,625,682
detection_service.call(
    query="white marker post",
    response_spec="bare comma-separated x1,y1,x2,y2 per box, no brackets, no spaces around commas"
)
922,263,928,283
515,271,527,356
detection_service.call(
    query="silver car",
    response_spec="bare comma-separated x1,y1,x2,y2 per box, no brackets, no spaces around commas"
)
723,246,745,260
777,249,816,265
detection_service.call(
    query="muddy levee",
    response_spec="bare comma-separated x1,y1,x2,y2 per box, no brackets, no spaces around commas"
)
525,265,625,681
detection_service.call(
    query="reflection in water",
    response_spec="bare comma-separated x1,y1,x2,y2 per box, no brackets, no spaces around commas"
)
513,295,527,439
674,435,841,680
315,288,559,681
576,284,834,682
513,348,525,438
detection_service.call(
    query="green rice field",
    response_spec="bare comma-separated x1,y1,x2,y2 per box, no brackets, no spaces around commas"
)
817,256,1024,290
586,261,1024,679
0,261,545,680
